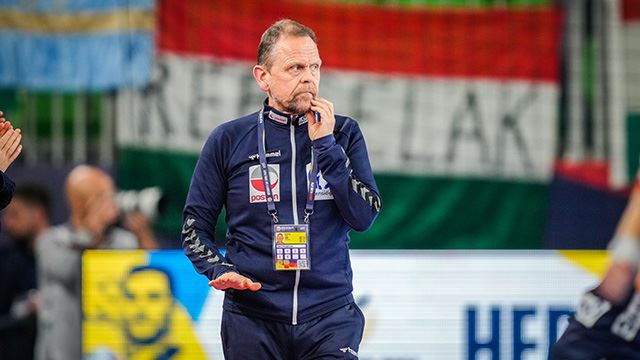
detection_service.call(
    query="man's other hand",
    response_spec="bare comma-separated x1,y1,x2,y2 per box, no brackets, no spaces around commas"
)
209,272,262,291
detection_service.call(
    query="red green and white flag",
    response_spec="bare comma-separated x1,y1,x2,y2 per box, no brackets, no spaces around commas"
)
117,0,561,249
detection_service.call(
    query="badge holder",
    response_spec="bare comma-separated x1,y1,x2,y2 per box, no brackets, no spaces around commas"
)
272,224,311,270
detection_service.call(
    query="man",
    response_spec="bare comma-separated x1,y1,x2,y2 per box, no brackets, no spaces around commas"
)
182,19,381,359
35,166,158,360
0,184,50,360
551,171,640,359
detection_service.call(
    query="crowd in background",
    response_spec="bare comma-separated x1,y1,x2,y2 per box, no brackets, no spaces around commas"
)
0,145,159,359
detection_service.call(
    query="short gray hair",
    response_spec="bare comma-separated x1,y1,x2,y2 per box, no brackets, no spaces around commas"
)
257,19,317,69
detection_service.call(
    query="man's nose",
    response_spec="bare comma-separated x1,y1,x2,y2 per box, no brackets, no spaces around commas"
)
300,66,315,83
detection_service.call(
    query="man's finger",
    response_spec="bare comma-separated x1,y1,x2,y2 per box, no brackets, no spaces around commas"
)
208,274,261,292
305,111,316,126
8,145,22,163
314,97,334,111
310,105,327,119
0,129,14,149
209,273,236,290
209,278,227,290
5,130,21,154
3,128,18,148
248,281,262,291
237,278,261,291
243,279,255,289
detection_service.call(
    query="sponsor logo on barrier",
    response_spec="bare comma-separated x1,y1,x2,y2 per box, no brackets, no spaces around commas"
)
249,164,280,203
466,304,574,360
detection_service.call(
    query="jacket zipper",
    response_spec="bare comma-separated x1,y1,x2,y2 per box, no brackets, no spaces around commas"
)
290,123,301,325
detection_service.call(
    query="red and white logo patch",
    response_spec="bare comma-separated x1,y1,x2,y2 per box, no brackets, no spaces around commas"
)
249,164,280,203
268,111,289,124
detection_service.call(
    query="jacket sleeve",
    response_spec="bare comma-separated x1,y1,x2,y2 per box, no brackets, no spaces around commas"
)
182,129,237,280
0,171,15,211
313,120,382,231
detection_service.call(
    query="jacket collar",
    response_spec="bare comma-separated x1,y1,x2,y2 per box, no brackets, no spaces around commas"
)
263,98,308,127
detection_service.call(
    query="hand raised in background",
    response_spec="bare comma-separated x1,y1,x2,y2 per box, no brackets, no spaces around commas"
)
0,111,22,172
124,211,159,249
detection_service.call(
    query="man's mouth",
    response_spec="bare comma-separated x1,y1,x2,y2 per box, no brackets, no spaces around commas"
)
296,91,315,98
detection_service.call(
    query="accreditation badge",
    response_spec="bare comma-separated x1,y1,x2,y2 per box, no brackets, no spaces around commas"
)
272,224,310,271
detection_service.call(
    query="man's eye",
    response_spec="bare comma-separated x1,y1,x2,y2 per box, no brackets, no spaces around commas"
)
310,64,320,71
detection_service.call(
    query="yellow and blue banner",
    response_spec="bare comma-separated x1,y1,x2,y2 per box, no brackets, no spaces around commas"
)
0,0,153,90
82,250,208,360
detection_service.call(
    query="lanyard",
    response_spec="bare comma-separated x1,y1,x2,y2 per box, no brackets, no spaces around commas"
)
257,108,318,224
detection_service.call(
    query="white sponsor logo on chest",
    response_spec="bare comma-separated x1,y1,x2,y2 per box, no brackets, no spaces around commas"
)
248,150,281,161
249,164,281,203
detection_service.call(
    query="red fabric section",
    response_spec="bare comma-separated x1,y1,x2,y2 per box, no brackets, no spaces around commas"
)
554,160,610,190
158,0,560,81
624,0,640,21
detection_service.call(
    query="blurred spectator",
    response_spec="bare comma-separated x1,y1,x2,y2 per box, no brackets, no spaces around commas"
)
35,165,158,360
0,184,50,360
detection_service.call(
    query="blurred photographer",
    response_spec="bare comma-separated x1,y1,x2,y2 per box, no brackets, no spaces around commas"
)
35,165,158,360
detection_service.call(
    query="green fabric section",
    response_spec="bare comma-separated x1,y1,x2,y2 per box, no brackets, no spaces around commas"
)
343,0,550,7
628,113,640,182
0,89,18,114
117,148,548,249
0,92,104,138
118,147,197,235
349,174,547,249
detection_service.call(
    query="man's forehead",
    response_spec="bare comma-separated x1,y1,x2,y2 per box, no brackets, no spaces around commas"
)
273,35,320,60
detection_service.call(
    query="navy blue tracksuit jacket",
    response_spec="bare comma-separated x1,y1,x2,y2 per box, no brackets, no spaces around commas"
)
182,102,381,325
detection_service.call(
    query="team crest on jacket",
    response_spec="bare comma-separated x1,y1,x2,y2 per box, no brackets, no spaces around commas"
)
249,164,281,203
306,163,333,200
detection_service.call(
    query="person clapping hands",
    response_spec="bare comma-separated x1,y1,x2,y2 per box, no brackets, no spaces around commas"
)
0,111,22,172
0,111,22,213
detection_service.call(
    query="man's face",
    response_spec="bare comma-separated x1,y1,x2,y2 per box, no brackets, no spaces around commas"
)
123,270,173,342
263,35,321,114
2,198,39,243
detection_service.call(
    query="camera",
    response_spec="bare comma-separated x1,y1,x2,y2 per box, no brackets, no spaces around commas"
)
116,187,165,220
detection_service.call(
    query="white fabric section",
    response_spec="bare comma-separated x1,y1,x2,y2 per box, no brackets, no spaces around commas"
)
625,23,640,112
117,54,559,181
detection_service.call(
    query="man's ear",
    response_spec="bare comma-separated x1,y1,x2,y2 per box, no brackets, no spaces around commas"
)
253,65,270,92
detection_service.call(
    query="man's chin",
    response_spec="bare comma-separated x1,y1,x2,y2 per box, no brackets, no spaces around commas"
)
285,103,311,115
